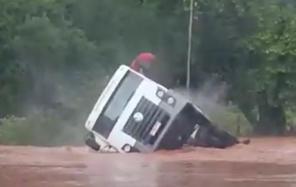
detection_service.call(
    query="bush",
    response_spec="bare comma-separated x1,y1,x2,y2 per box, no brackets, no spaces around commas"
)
0,112,84,146
205,105,253,136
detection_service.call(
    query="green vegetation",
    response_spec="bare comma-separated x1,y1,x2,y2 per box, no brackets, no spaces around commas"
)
0,0,295,145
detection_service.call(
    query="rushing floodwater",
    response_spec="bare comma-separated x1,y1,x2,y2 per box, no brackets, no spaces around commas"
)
1,159,295,187
84,160,296,187
0,137,296,187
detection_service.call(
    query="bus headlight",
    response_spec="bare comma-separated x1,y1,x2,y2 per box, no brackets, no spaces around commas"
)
167,97,175,105
157,89,165,98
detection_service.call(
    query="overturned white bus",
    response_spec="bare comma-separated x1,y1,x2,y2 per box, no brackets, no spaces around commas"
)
84,65,213,153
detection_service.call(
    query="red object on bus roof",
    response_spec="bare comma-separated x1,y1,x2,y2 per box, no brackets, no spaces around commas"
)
130,52,156,72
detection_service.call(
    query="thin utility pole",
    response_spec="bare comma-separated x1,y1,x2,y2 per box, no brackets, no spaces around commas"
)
186,0,194,90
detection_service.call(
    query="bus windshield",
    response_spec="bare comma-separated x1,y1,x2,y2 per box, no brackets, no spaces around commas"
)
93,71,143,138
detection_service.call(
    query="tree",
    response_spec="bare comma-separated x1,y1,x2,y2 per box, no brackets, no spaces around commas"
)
191,0,296,134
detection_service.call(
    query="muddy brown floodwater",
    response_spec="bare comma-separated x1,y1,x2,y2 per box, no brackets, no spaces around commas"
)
0,137,296,187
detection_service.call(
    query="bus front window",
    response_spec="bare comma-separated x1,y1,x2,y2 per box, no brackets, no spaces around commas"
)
93,71,143,138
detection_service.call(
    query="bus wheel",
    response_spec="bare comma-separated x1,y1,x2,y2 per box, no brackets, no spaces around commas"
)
122,144,132,153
